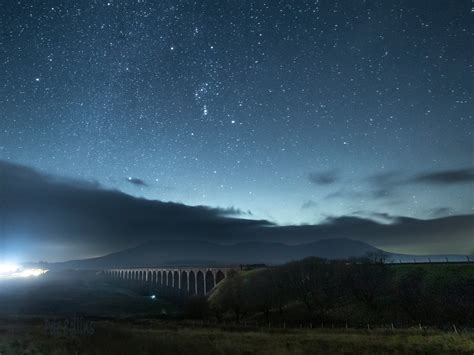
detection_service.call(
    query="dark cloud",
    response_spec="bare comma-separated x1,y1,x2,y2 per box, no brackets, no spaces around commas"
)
368,168,474,189
126,177,148,187
328,168,474,203
324,172,401,202
412,168,474,185
1,161,473,261
301,200,318,210
324,187,396,202
308,170,339,185
219,207,253,216
0,160,272,261
268,214,473,255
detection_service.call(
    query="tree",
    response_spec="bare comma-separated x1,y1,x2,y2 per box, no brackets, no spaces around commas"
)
395,268,429,322
244,269,277,322
364,251,389,264
347,259,393,311
423,267,474,324
284,258,346,320
269,266,291,316
211,270,245,323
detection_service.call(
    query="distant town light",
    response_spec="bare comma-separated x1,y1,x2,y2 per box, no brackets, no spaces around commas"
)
0,263,48,279
0,263,19,275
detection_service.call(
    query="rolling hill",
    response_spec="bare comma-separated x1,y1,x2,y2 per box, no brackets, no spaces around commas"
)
48,238,382,269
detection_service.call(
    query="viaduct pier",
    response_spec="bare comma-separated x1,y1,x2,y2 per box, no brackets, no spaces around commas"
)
104,267,233,295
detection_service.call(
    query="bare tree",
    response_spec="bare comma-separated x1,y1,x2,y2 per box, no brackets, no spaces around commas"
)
211,270,245,323
284,258,346,320
347,259,393,310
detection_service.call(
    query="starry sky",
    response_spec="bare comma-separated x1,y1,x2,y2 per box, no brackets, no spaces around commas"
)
1,1,473,261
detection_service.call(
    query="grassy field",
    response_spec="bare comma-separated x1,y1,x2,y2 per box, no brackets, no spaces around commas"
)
0,271,177,318
390,262,474,278
0,318,473,355
240,262,474,282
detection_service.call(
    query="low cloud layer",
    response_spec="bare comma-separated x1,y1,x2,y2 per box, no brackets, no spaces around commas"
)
308,170,339,185
1,161,473,261
318,168,474,204
412,168,474,185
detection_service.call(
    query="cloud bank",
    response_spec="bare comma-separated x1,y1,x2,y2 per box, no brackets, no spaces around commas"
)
315,168,473,205
1,161,473,261
412,168,474,185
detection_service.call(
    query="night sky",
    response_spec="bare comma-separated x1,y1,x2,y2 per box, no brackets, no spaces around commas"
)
1,1,473,261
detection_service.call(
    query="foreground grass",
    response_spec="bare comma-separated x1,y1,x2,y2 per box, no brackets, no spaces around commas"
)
0,319,473,355
0,273,177,318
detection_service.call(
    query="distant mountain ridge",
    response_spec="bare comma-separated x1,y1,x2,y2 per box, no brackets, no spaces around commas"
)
36,238,470,270
48,238,382,269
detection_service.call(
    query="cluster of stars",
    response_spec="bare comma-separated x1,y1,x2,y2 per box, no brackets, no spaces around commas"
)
0,0,472,223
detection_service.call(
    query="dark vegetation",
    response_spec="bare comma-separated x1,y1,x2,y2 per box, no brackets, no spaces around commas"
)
1,261,472,329
1,317,473,355
207,258,474,328
0,261,473,354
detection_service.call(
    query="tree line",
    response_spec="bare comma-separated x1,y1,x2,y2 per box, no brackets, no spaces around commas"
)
199,257,474,326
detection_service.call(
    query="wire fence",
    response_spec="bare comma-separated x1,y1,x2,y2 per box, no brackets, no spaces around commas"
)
162,319,473,334
385,256,472,265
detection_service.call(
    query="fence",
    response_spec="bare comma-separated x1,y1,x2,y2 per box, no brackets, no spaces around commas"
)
385,256,472,265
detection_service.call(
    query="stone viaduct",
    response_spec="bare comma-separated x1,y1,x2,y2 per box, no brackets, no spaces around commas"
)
104,267,234,295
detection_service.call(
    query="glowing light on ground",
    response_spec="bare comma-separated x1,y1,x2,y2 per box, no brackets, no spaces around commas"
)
0,263,48,279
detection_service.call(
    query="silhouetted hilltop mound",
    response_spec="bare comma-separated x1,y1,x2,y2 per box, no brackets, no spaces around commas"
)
51,238,382,269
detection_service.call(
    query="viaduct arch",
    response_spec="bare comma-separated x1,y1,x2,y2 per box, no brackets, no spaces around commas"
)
104,266,233,295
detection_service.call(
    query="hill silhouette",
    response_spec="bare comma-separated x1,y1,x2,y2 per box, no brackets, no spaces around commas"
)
49,238,381,269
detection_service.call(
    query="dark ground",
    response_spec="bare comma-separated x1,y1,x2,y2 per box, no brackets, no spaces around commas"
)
0,269,472,354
